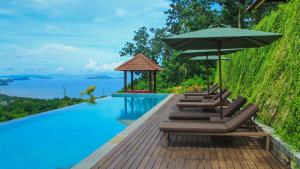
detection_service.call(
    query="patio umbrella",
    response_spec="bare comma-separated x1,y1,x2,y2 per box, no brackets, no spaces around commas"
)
163,27,282,118
179,49,240,98
189,55,230,99
179,49,241,58
189,56,230,61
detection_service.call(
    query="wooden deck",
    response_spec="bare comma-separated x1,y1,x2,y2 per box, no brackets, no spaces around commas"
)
92,95,287,169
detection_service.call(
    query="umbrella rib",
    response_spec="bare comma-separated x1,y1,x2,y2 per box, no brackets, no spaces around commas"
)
172,39,194,49
245,36,269,47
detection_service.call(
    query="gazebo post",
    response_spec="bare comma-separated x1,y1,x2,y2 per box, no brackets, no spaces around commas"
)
130,71,134,91
149,71,152,92
124,71,127,93
154,71,157,93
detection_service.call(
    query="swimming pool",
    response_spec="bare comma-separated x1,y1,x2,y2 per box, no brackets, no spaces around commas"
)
0,94,168,169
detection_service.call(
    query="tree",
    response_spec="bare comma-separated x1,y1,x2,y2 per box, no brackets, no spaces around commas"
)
215,0,279,28
119,27,171,63
164,0,217,34
118,0,278,90
80,86,97,103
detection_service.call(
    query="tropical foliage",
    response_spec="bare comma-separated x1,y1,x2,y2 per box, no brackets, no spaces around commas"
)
219,0,300,151
119,0,280,92
0,94,82,122
119,0,299,152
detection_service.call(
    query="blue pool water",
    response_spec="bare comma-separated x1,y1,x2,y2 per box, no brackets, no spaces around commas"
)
0,94,168,169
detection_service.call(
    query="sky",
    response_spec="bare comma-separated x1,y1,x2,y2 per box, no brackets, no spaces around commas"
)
0,0,170,75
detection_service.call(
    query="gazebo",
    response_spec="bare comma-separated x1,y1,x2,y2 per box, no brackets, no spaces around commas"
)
115,54,162,93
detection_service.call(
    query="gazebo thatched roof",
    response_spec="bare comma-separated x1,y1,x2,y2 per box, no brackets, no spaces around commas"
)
115,54,162,71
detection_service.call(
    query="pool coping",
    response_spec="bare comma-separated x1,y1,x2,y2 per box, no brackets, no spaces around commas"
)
72,93,174,169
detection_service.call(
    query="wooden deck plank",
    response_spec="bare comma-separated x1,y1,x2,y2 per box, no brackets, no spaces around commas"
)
235,137,258,169
215,146,227,169
159,134,178,169
196,136,205,169
239,137,265,169
221,144,235,169
203,137,213,169
94,97,175,169
92,95,287,169
119,100,175,169
137,132,163,169
93,108,160,168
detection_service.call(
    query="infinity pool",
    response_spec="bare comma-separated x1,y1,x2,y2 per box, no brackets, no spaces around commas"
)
0,94,168,169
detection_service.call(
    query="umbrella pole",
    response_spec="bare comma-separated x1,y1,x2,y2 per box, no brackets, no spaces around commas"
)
218,46,223,119
206,54,210,99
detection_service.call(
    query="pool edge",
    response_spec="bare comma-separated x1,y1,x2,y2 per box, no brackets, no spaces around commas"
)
72,94,174,169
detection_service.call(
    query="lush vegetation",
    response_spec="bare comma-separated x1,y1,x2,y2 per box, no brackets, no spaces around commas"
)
118,0,299,154
0,94,83,122
119,0,280,93
219,0,300,151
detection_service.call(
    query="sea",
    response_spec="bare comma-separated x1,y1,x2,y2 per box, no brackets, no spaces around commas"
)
0,73,124,99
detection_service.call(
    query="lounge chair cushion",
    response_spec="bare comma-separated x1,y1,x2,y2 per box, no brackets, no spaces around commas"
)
225,104,258,131
222,96,247,117
180,89,227,102
170,96,247,120
177,100,219,107
169,112,219,120
160,121,228,133
177,90,231,108
184,85,219,96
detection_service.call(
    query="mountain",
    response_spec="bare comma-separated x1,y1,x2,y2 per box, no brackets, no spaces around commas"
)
86,75,114,79
0,75,51,86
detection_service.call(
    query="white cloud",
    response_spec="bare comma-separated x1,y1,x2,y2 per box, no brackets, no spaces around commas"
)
116,8,127,17
115,8,139,17
39,43,78,52
85,58,122,72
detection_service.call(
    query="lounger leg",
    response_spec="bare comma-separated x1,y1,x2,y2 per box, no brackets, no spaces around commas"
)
162,133,169,147
265,135,271,151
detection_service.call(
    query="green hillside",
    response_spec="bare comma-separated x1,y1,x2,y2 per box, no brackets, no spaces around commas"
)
219,0,300,150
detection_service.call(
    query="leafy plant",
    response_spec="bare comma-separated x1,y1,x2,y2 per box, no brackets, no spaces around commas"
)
80,85,97,103
219,0,300,151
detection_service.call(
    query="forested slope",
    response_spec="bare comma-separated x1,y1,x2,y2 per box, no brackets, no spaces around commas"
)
219,0,300,150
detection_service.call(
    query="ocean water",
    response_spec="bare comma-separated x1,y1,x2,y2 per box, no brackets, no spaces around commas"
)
0,74,123,99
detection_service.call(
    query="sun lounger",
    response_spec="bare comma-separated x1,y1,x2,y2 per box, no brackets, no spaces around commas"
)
177,90,231,111
170,96,247,120
185,84,218,93
180,88,226,102
160,104,271,150
184,84,219,98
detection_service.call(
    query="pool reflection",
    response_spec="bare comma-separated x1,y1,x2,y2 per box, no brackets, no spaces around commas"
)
117,96,163,125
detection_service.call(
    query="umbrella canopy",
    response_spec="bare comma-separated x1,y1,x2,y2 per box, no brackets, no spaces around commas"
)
163,27,282,50
179,49,242,58
163,27,282,118
190,56,230,61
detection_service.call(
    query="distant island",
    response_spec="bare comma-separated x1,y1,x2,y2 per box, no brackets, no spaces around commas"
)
87,75,114,79
0,75,51,86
